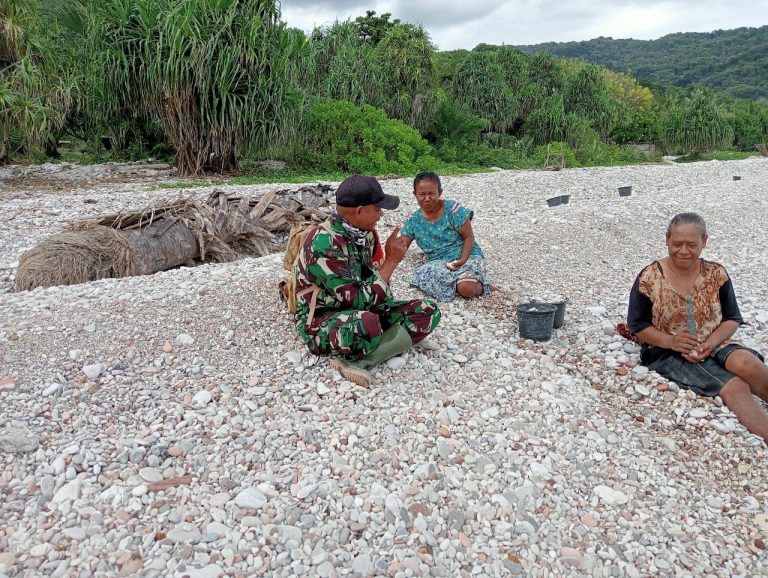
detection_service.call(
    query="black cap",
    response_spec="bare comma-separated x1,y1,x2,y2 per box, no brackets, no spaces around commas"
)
335,174,400,210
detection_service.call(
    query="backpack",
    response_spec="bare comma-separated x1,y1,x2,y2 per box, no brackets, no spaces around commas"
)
278,220,332,323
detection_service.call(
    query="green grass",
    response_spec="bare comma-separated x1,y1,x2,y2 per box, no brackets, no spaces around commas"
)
149,164,496,190
150,170,349,190
25,143,752,189
675,150,759,162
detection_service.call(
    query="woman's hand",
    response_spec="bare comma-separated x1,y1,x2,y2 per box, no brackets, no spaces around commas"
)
668,331,700,355
445,259,466,271
686,339,715,363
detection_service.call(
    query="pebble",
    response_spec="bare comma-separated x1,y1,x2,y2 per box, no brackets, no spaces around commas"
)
634,384,650,396
82,362,105,380
175,333,195,346
119,559,144,576
711,419,734,433
63,527,87,540
139,467,163,483
593,485,630,506
1,160,767,578
30,544,50,557
561,547,584,568
0,426,39,453
286,351,302,364
756,514,768,537
192,390,213,406
234,487,268,510
42,382,62,396
176,565,224,578
167,523,202,544
317,382,331,395
52,479,81,503
351,553,372,576
385,494,401,514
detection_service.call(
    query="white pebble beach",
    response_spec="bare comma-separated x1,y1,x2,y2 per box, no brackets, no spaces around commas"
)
1,158,767,577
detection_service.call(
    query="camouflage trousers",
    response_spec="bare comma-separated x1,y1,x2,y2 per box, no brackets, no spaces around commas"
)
304,298,441,358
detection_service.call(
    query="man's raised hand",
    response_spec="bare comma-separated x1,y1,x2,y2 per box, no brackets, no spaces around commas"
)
384,226,408,263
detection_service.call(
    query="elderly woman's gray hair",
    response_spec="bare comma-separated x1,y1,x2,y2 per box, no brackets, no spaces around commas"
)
666,212,707,237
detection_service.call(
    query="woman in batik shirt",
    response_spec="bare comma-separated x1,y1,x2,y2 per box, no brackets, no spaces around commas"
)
628,212,768,443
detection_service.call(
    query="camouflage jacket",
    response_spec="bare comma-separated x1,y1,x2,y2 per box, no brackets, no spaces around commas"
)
295,216,393,339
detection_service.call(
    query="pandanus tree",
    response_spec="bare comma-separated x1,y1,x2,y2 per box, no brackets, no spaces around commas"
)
562,64,617,138
84,0,301,176
304,18,438,133
0,0,76,161
449,50,517,133
306,22,378,107
661,87,734,154
372,23,437,132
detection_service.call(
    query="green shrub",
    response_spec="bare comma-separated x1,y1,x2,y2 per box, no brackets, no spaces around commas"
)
730,101,768,151
434,141,525,169
611,107,662,144
533,141,578,168
428,100,488,144
573,139,650,166
295,99,437,174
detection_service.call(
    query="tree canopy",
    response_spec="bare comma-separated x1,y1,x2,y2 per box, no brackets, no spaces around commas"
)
2,2,767,174
513,26,768,102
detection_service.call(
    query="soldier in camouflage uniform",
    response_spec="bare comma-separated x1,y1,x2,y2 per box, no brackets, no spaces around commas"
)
295,174,441,387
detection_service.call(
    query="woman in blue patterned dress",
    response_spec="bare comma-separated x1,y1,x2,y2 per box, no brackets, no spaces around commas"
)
400,171,492,301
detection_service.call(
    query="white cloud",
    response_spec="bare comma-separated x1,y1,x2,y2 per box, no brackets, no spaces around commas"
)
388,0,503,28
280,0,768,49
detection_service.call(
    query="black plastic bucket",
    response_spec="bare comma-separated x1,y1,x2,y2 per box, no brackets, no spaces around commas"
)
517,303,557,341
546,196,562,207
733,176,742,181
618,186,632,197
534,299,567,328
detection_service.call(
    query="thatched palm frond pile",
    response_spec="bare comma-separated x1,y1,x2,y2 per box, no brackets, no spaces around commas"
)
14,185,333,291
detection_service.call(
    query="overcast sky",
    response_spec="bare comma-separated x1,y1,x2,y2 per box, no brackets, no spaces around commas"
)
280,0,768,50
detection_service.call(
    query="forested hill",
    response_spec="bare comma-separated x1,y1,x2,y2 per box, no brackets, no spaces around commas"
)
512,26,768,102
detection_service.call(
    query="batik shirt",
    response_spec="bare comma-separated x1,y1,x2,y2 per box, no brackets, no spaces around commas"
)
627,259,743,362
401,199,484,262
294,216,393,340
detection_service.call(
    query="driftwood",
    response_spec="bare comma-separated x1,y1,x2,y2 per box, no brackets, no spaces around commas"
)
15,185,333,291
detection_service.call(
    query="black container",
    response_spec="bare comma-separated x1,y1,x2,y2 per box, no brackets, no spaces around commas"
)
733,176,742,181
517,303,557,342
534,299,567,329
618,186,632,197
546,196,562,207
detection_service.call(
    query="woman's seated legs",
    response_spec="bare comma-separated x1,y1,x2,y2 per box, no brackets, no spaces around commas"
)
723,348,768,401
718,377,768,442
646,350,768,441
410,258,489,302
